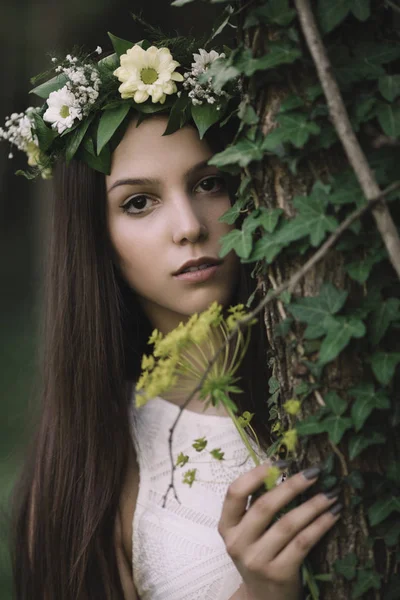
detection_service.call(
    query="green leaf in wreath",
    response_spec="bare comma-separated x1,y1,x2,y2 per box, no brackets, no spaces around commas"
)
65,115,94,164
31,112,58,152
97,103,131,156
162,94,191,137
107,32,134,58
80,143,111,175
30,74,68,99
191,102,222,139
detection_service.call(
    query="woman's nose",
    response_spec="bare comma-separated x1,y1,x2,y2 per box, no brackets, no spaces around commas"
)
171,195,209,245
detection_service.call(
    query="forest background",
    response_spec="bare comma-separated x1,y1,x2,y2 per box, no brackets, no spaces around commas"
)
0,1,222,597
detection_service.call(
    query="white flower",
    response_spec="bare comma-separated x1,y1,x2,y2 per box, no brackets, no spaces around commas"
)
113,44,184,104
95,46,102,55
191,49,225,74
43,86,82,134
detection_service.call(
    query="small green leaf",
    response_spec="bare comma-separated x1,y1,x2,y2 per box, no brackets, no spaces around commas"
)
318,317,365,365
219,228,253,259
209,139,264,169
378,74,400,102
191,102,221,139
368,496,400,527
318,0,352,33
319,414,353,444
97,103,131,155
351,0,370,21
80,143,111,175
369,298,400,345
258,208,283,233
288,283,348,325
348,431,386,459
351,569,381,598
296,415,326,436
244,42,301,75
31,112,58,152
377,102,400,138
333,552,357,581
30,74,68,99
245,234,283,263
276,113,321,148
349,383,390,431
192,436,207,452
387,461,400,485
370,352,400,385
218,197,248,225
107,32,134,58
163,94,191,136
323,391,347,416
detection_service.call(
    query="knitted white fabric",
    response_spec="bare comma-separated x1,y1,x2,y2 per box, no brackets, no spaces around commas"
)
129,394,271,600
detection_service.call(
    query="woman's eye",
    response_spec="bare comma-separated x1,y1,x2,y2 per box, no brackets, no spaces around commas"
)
121,195,153,215
195,176,226,194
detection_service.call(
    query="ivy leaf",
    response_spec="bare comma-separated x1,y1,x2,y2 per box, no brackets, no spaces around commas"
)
258,208,283,233
318,317,366,365
387,461,400,485
245,234,283,263
257,0,296,26
349,383,390,431
209,139,264,169
323,391,347,416
219,228,253,259
348,431,386,459
296,415,327,436
329,170,365,205
191,102,222,139
370,352,400,385
107,32,134,58
355,42,400,65
319,414,353,444
333,552,357,581
244,42,301,75
238,100,259,125
318,0,352,33
292,192,337,246
377,102,400,138
218,196,248,225
276,113,321,148
368,496,400,527
97,103,131,155
288,283,348,325
345,248,386,284
369,298,400,345
351,0,370,21
378,74,400,102
351,569,381,598
31,112,58,152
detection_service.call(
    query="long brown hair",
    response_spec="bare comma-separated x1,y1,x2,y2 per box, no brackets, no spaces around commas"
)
9,121,271,599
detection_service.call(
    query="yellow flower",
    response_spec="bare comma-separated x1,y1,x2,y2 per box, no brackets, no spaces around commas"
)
264,465,281,490
282,428,298,453
114,45,184,104
283,399,301,416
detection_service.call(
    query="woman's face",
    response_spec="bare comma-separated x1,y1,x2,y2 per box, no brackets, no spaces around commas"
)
106,116,239,334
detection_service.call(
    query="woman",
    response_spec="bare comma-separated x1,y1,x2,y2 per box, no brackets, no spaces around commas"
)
5,40,342,600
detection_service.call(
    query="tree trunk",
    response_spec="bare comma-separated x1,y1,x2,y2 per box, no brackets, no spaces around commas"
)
239,2,400,599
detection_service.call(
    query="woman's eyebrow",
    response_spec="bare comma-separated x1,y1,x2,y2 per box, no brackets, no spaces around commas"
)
107,159,214,193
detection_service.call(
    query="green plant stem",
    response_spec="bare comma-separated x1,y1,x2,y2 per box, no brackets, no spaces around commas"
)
224,395,261,466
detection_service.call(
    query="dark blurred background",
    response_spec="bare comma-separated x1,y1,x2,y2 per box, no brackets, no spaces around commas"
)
0,1,223,596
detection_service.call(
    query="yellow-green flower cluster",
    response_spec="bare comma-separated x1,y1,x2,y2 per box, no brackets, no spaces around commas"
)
135,301,252,407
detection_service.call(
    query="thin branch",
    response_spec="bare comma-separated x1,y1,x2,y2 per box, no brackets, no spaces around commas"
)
161,181,399,506
294,0,400,280
385,0,400,15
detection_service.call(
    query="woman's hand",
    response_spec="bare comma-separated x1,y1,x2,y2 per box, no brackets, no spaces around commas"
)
218,461,342,600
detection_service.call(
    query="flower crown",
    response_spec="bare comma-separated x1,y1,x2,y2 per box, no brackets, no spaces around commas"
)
0,33,239,180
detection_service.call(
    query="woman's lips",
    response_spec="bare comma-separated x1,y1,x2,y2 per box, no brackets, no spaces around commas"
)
173,264,220,282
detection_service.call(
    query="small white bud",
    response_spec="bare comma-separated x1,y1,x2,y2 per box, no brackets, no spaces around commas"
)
95,46,102,55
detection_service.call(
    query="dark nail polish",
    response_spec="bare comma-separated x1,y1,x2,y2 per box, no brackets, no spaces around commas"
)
273,459,291,469
324,486,341,499
302,466,321,480
330,502,343,515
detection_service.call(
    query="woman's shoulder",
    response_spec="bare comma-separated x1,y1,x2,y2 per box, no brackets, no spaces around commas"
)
115,440,140,598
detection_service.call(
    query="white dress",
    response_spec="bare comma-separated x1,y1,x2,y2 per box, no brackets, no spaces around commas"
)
129,394,269,600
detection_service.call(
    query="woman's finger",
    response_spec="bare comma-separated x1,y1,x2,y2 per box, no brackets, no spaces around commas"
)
230,466,322,546
248,488,341,563
218,460,277,534
267,502,343,579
